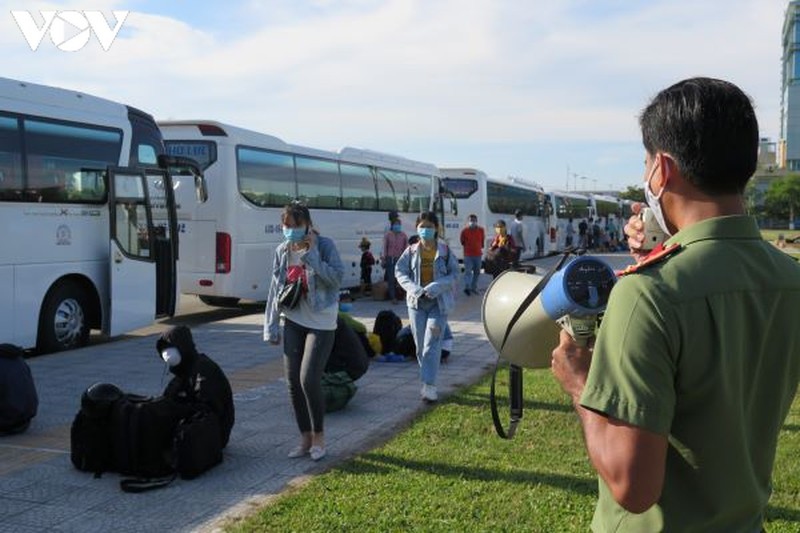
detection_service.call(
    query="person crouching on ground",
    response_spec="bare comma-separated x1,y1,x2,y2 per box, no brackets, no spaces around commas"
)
263,203,344,461
395,211,459,403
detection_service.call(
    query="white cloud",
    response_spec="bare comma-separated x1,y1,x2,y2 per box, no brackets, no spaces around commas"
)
0,0,789,185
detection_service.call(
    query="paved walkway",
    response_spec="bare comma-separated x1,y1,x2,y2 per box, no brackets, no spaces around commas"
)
0,281,498,532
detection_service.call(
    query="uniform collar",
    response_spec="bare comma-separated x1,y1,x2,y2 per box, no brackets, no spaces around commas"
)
666,215,760,247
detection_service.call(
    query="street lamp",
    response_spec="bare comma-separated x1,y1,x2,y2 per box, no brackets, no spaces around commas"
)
580,176,588,190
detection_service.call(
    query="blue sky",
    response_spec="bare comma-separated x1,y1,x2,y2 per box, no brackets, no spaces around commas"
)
0,0,788,192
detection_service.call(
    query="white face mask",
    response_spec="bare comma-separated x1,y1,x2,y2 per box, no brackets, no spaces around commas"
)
161,347,182,367
644,156,671,237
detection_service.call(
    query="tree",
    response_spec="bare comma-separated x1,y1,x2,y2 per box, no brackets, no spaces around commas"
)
618,185,645,203
765,174,800,230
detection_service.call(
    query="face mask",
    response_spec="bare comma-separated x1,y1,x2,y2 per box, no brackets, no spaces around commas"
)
283,226,306,242
417,227,436,241
391,223,402,232
339,302,353,313
468,220,476,227
644,157,671,236
161,347,181,367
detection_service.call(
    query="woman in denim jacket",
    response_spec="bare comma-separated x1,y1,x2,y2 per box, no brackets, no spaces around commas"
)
263,204,343,461
395,211,459,403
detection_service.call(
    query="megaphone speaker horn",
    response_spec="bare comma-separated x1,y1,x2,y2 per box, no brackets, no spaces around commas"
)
481,270,561,369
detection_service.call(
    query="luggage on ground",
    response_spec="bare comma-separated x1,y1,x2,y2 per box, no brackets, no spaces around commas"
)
0,344,38,435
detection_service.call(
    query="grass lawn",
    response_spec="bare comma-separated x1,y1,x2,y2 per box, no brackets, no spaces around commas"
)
226,368,800,532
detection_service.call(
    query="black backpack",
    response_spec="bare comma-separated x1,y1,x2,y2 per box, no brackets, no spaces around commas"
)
110,394,194,478
71,382,221,490
373,309,402,355
0,344,38,435
70,383,123,476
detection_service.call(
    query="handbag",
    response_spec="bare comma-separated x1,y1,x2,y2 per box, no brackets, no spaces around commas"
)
278,278,303,309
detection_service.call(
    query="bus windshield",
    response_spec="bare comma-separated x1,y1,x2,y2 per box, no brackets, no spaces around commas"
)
165,141,217,171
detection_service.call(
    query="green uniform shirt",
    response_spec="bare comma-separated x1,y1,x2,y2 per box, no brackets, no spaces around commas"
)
581,216,800,532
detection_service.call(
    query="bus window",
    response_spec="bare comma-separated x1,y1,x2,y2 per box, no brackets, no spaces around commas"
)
376,167,400,212
0,115,23,200
24,118,120,203
440,177,478,199
164,141,217,171
407,172,432,213
296,155,341,209
237,147,296,207
487,182,540,216
340,162,376,210
138,144,158,166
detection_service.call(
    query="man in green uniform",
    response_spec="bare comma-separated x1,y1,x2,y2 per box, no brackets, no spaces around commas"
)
551,77,800,532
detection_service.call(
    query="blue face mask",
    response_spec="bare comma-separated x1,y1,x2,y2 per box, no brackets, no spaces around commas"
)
339,302,353,313
283,226,306,242
391,223,402,232
417,227,436,241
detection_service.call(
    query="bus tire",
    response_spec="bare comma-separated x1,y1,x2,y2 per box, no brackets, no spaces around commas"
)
37,281,91,353
199,295,241,308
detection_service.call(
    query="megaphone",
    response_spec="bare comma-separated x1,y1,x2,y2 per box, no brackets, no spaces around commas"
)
482,255,617,368
482,255,617,438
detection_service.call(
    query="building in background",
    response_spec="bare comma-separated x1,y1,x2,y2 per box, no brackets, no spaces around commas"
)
781,0,800,170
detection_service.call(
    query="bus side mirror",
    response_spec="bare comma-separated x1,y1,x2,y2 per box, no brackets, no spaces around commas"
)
451,197,458,216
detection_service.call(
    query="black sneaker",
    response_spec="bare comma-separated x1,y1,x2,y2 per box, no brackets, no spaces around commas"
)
463,288,471,296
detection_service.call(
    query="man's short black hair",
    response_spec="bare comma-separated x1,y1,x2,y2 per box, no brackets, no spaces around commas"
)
639,77,758,195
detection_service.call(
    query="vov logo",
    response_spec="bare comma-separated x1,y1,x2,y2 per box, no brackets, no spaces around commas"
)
11,10,129,52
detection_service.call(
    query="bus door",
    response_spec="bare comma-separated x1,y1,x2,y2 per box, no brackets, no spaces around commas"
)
108,168,158,335
144,169,178,317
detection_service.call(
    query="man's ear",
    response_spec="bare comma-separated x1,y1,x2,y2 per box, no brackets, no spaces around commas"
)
657,152,679,188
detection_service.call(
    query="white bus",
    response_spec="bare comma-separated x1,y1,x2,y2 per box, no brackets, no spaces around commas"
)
159,120,440,306
544,190,593,252
589,193,624,223
0,77,203,353
438,168,548,261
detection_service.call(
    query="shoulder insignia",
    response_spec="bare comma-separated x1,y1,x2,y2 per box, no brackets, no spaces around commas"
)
615,243,682,277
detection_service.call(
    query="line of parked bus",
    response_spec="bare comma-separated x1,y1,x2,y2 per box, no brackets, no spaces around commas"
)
0,77,632,353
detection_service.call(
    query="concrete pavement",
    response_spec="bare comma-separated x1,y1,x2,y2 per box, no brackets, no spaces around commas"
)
0,279,498,532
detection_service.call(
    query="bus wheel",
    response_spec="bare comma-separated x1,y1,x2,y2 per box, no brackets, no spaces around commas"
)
199,296,241,308
37,281,90,353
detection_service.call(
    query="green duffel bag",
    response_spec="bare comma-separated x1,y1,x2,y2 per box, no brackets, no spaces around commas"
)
321,371,357,413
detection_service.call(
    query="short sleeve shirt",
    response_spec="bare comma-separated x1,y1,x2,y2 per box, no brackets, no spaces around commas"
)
581,216,800,532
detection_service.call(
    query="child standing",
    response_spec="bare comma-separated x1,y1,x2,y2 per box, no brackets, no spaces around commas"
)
359,237,375,297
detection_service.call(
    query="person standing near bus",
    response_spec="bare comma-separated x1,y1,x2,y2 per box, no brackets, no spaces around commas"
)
264,203,344,462
395,211,459,403
565,217,576,248
510,209,525,261
459,213,484,296
381,213,408,304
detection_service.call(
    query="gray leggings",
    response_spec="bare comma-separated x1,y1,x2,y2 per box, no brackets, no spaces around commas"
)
283,319,335,433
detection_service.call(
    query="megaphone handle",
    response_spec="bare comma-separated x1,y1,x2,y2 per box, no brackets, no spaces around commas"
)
490,359,523,439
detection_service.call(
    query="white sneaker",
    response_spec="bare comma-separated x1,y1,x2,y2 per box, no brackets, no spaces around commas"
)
421,384,438,403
